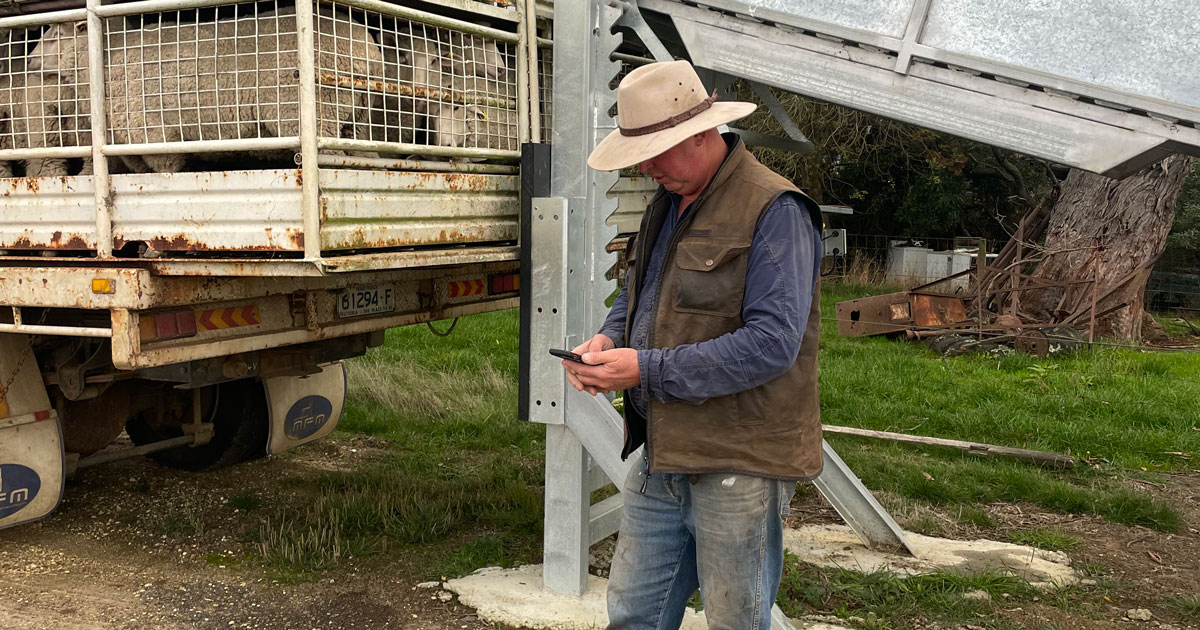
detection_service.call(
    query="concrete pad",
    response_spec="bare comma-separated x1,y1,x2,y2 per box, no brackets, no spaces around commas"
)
445,526,1076,628
445,564,852,630
446,565,704,629
784,525,1077,589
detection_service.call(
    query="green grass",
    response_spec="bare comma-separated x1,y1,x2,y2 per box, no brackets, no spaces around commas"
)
1163,593,1200,617
821,283,1200,474
778,551,1041,629
1152,313,1200,338
253,283,1196,593
254,312,543,580
1007,527,1081,552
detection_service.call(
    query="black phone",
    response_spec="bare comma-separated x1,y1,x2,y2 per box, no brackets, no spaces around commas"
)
549,348,585,363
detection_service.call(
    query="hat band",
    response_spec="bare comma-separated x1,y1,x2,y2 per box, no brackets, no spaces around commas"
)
619,93,718,137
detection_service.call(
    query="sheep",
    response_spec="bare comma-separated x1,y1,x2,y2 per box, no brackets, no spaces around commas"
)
31,9,386,172
0,72,72,177
373,25,509,149
425,76,518,159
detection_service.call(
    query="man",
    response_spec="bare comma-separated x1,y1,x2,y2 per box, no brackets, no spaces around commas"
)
560,60,823,629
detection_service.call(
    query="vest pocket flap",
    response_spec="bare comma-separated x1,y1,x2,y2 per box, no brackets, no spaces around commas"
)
675,239,751,272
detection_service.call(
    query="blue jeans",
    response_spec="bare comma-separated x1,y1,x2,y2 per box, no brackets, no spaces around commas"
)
606,455,796,630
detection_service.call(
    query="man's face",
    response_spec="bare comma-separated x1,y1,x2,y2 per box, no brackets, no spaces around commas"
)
639,135,705,197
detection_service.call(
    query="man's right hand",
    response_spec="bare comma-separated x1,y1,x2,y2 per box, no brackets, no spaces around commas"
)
562,334,615,395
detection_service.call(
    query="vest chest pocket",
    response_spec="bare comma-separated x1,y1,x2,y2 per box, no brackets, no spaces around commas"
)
671,238,752,317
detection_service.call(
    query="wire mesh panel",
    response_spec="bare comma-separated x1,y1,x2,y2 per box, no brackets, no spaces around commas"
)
322,1,520,158
100,1,300,172
0,21,91,177
537,42,551,141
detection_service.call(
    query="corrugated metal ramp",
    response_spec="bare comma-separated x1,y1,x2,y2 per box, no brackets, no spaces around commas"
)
641,0,1200,178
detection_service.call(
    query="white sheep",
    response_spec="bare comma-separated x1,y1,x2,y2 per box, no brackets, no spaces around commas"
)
0,72,72,177
32,9,386,172
425,77,518,158
374,25,509,149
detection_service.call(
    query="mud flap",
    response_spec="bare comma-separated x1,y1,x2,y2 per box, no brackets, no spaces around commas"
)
263,362,346,455
0,335,64,531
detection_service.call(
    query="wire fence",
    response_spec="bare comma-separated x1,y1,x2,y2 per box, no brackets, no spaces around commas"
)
822,233,1200,320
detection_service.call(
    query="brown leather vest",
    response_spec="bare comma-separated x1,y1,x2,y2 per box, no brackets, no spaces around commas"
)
622,137,823,481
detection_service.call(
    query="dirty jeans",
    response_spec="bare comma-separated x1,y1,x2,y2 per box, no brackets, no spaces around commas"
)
606,455,796,630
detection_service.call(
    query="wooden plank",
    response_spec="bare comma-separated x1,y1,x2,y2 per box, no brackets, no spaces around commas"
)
823,424,1075,468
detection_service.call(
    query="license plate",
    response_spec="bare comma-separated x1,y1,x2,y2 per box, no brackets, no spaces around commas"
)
337,285,395,319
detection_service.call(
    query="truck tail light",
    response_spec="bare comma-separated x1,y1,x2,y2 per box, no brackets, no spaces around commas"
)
139,310,197,342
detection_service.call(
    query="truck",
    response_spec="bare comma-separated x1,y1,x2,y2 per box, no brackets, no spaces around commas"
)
0,0,597,530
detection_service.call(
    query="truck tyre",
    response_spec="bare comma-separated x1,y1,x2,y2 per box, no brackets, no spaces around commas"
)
125,379,269,472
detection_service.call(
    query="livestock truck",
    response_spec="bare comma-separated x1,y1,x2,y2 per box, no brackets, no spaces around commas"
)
0,0,652,530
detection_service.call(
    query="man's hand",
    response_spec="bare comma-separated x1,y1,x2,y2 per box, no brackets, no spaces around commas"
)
562,334,637,396
562,336,640,396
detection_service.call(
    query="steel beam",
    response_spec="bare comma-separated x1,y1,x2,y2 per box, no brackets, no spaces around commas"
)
813,440,913,553
543,424,591,595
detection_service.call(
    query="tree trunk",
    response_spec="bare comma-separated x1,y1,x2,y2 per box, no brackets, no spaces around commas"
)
1025,154,1195,340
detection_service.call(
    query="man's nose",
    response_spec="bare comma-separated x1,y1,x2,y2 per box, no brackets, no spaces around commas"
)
638,159,653,174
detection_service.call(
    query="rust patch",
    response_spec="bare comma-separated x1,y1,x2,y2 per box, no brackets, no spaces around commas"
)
402,171,490,192
113,232,303,253
330,223,491,251
17,177,39,194
5,232,91,250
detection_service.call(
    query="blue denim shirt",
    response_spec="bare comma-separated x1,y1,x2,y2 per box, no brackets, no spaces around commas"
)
598,192,821,417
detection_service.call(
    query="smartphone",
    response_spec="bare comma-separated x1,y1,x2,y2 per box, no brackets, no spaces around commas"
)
549,348,585,363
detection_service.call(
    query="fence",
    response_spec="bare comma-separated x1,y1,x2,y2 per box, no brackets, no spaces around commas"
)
826,234,1200,318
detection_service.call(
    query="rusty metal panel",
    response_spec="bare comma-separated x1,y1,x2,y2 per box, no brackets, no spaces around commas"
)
111,170,305,252
318,169,519,251
911,294,968,328
319,245,519,273
0,177,97,250
835,291,914,337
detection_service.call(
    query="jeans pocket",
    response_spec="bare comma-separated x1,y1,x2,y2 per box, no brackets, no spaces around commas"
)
779,480,797,518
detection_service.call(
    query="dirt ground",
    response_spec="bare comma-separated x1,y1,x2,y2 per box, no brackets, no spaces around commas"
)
0,439,494,630
1,437,1197,630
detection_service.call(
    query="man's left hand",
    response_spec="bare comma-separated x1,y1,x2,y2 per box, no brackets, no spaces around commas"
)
565,348,640,395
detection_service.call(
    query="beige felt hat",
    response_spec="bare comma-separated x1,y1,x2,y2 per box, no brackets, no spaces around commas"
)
586,60,757,171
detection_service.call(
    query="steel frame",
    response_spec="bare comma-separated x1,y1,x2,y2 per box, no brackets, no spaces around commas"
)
534,3,914,626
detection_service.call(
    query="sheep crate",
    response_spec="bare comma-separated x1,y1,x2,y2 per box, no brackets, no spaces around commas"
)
0,0,549,264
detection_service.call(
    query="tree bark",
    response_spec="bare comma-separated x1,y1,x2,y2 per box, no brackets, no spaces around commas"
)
1025,154,1195,340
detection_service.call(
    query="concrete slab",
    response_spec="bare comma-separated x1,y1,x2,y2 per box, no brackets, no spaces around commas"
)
444,526,1076,628
445,564,852,630
785,525,1077,588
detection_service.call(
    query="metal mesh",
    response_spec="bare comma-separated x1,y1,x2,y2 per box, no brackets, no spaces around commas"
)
103,2,299,149
0,22,91,177
0,0,525,174
323,1,520,157
537,42,551,141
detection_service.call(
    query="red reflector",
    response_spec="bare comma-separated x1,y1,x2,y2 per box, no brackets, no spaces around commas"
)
176,310,197,336
147,310,196,341
156,313,180,338
488,273,519,295
34,410,50,420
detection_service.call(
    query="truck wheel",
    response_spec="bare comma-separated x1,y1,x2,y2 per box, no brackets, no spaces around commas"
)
125,379,269,472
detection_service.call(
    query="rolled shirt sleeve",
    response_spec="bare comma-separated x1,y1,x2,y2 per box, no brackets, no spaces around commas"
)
638,193,821,404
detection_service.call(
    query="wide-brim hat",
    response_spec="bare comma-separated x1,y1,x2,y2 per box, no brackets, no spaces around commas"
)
587,60,757,171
